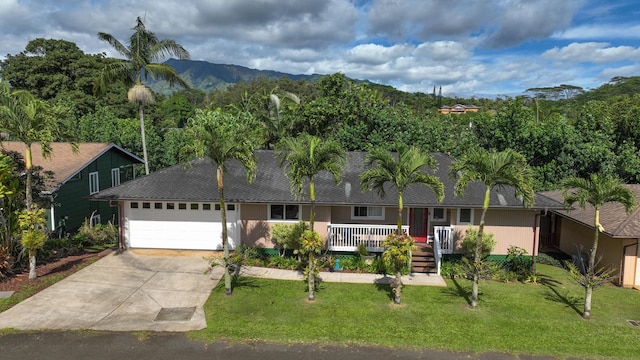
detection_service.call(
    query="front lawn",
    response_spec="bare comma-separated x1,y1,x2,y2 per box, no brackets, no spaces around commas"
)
192,264,640,359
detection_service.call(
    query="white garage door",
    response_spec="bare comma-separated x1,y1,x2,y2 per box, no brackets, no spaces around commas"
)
124,201,239,250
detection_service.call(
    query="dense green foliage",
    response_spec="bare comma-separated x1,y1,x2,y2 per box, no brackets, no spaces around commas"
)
3,37,640,190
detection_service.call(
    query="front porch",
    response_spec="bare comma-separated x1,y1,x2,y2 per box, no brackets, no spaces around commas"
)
326,224,454,274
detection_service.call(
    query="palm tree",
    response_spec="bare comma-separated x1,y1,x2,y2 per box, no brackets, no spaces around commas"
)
95,16,190,174
276,134,346,231
276,134,346,301
181,109,260,295
0,81,76,209
562,173,636,319
450,148,535,309
360,144,444,233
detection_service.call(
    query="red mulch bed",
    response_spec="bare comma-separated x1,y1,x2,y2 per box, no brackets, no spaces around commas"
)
0,248,113,293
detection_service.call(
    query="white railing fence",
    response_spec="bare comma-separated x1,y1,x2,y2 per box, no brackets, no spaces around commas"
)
434,226,454,255
327,224,409,252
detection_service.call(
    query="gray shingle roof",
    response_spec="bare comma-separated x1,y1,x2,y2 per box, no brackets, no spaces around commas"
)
540,185,640,238
92,150,562,209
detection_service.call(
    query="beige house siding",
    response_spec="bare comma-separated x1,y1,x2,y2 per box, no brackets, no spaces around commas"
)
240,204,330,248
557,217,636,285
450,209,539,256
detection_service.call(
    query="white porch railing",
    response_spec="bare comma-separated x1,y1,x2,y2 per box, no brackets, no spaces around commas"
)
434,226,454,254
327,224,409,252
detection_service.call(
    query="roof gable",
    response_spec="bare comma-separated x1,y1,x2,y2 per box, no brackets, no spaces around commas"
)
1,142,143,191
93,150,561,210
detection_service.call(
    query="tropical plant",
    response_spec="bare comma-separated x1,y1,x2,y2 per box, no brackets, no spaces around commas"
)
360,144,444,233
95,17,190,174
561,173,636,319
0,81,77,208
18,206,47,279
276,134,346,231
180,109,261,295
270,221,308,257
450,147,535,309
381,233,415,304
460,227,495,259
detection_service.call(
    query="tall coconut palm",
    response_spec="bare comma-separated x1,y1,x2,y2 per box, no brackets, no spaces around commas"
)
181,109,261,295
0,81,76,209
95,16,190,174
360,144,444,233
276,134,346,301
562,173,635,319
450,148,535,309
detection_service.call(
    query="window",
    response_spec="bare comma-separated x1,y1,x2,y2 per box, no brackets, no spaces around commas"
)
142,202,150,209
269,204,300,220
215,204,221,211
351,206,384,220
154,203,163,209
178,203,187,210
227,204,235,211
111,168,120,187
203,204,211,210
166,203,175,210
431,208,447,222
190,203,199,210
457,208,474,225
130,202,139,209
89,172,99,195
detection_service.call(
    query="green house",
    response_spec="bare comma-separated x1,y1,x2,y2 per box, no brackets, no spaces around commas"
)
0,142,143,234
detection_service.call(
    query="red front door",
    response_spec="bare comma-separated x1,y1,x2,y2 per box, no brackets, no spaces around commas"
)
409,208,429,242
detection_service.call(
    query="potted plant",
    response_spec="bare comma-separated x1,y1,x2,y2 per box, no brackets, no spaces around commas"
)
357,243,375,265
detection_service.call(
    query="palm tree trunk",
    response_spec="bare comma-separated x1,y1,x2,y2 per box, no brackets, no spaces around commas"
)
139,105,150,175
25,144,33,209
28,249,37,280
309,180,315,231
308,251,315,301
584,209,601,319
308,179,316,300
471,186,491,309
397,192,403,234
394,270,402,304
218,167,231,295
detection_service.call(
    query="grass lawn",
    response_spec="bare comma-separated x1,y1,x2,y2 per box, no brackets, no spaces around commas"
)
191,264,640,359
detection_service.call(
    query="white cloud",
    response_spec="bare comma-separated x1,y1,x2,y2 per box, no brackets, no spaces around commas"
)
541,42,640,63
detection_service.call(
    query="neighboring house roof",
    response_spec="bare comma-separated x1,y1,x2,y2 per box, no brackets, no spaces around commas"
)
540,185,640,238
0,142,144,192
93,150,561,210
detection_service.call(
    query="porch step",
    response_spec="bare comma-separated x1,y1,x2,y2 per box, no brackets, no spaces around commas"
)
411,244,437,274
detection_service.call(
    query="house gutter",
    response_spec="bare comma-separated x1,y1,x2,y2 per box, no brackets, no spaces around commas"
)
620,239,639,287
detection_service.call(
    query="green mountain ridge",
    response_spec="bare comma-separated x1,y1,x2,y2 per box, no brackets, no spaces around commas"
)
148,58,323,95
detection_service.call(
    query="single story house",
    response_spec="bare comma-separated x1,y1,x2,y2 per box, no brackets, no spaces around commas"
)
1,142,143,233
540,186,640,289
92,150,562,265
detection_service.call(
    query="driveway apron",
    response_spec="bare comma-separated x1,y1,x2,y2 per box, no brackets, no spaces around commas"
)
0,251,222,332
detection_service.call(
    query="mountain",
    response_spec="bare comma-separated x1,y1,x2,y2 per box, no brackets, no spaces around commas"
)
148,58,322,95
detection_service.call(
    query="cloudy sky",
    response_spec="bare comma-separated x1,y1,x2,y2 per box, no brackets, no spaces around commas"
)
1,0,640,97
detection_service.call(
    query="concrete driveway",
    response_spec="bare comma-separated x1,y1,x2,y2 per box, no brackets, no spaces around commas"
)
0,250,223,332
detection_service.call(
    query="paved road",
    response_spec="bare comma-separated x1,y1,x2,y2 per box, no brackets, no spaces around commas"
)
0,331,568,360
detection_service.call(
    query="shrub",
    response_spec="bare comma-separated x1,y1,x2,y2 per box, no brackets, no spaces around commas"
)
461,228,496,259
440,260,467,279
267,256,301,270
0,246,14,279
271,221,308,256
506,246,532,281
536,252,563,267
73,219,118,247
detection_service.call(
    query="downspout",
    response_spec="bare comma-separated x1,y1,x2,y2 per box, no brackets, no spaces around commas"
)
620,239,639,287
